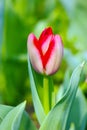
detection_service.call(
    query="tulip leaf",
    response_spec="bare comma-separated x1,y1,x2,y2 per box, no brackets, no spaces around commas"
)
28,58,46,124
63,68,87,130
19,111,38,130
0,102,37,130
67,89,87,130
57,68,87,130
39,62,85,130
0,101,26,130
0,104,12,124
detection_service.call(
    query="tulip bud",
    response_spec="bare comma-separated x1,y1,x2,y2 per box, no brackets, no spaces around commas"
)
27,27,63,75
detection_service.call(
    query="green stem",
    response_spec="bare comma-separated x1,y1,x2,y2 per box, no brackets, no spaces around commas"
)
51,91,56,108
43,76,50,114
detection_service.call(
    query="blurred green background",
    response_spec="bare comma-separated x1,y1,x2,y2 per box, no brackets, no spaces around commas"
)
0,0,87,124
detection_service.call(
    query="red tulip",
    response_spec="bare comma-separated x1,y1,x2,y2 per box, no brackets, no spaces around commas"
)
27,27,63,75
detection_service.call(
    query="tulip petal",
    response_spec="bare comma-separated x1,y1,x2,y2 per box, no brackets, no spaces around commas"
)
46,35,63,75
27,34,43,73
39,27,53,46
41,35,52,55
27,27,63,75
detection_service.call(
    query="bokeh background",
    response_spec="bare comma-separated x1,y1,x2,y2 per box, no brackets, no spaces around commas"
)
0,0,87,125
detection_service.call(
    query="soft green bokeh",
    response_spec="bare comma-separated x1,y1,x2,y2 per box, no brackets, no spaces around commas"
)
0,0,87,127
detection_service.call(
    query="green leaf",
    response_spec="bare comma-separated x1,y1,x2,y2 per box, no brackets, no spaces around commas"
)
67,89,87,130
19,111,38,130
56,67,87,130
28,58,46,124
0,101,26,130
39,62,85,130
56,69,71,101
0,104,12,124
0,102,38,130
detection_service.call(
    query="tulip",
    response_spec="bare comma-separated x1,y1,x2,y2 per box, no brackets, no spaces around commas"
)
27,27,63,75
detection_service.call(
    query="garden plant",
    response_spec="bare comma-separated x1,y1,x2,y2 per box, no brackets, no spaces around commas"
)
0,0,87,129
0,27,87,130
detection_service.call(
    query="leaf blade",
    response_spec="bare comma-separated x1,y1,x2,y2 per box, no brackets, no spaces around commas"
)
0,101,26,130
40,62,85,130
28,58,46,124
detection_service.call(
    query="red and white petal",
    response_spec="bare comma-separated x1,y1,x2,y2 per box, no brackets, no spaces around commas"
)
41,35,52,55
45,35,63,75
39,27,53,44
27,34,43,73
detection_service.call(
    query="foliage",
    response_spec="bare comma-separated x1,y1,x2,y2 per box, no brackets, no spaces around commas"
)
0,0,87,129
28,57,87,130
0,61,86,130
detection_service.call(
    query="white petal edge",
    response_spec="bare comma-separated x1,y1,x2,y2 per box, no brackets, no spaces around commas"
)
27,34,43,73
45,35,63,75
41,35,53,55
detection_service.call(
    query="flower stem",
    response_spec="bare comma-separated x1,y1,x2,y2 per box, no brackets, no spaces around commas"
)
43,76,50,114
